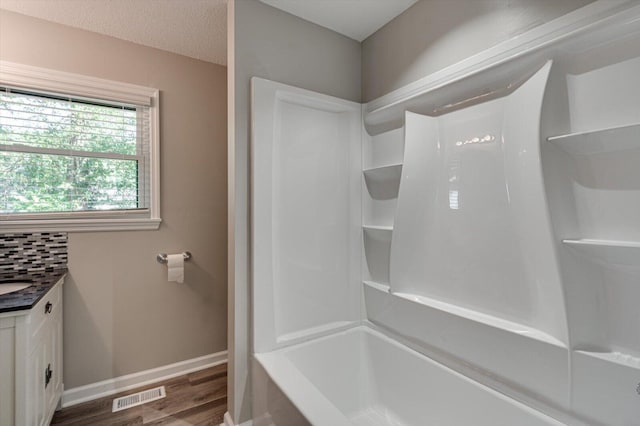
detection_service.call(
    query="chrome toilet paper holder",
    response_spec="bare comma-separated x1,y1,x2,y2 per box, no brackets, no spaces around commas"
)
156,251,192,264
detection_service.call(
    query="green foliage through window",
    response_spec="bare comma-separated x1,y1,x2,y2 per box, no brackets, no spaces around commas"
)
0,89,143,214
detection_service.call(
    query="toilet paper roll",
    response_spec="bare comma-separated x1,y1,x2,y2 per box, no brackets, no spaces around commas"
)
167,254,184,283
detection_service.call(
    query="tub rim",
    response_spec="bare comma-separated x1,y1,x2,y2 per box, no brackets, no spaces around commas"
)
254,324,567,426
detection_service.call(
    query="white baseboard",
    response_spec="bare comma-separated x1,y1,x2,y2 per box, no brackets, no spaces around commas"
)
222,412,254,426
223,412,234,426
62,350,227,408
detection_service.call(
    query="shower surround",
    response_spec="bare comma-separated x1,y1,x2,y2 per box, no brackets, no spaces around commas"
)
247,2,640,425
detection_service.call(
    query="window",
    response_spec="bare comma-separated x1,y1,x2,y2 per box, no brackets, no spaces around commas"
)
0,62,160,231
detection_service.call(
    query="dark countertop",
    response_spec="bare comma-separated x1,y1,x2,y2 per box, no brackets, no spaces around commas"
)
0,268,67,314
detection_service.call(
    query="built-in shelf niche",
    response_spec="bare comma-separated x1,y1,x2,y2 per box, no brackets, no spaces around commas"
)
547,122,640,155
363,225,393,232
362,164,401,228
362,125,404,288
571,348,640,426
362,224,392,285
541,52,640,425
563,239,640,266
561,237,640,367
363,164,403,200
392,289,565,348
363,280,390,293
576,349,640,370
365,127,404,169
545,119,640,242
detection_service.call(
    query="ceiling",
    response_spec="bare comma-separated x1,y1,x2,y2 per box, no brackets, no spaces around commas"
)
0,0,418,65
0,0,228,65
260,0,418,42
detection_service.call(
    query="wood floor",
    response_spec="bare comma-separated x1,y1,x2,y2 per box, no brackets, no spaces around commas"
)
51,363,227,426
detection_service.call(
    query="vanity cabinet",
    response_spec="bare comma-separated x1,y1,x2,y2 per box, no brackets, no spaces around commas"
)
0,277,64,426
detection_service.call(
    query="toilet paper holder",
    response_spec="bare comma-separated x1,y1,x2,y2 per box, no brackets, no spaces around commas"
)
156,251,192,264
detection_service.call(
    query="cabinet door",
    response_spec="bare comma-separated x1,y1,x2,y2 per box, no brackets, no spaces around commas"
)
28,336,47,426
12,278,64,425
44,306,63,419
0,318,16,426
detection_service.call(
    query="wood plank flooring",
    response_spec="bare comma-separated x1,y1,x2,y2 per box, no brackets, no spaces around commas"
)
51,363,227,426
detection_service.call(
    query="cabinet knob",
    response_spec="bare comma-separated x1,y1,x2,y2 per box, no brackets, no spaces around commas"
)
45,302,52,314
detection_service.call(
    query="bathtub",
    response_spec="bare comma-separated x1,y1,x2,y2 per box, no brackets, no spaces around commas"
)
253,326,565,426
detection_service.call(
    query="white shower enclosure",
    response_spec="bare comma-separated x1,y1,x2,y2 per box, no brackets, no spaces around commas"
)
250,3,640,425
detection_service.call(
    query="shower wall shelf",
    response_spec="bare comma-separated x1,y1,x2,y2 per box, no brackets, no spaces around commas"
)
562,238,640,248
538,32,640,424
366,127,405,167
392,290,566,348
363,2,640,133
571,348,640,425
363,163,403,200
363,163,403,177
363,280,390,293
362,125,405,289
363,282,570,405
576,350,640,369
547,122,640,155
363,225,394,232
562,239,640,266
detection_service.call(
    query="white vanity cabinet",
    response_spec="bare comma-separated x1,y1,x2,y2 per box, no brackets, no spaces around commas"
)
0,276,64,426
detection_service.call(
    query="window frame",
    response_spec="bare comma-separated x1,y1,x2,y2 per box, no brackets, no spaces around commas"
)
0,61,161,232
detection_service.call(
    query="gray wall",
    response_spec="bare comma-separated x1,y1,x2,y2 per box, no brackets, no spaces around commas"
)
362,0,595,102
0,10,228,389
228,0,361,422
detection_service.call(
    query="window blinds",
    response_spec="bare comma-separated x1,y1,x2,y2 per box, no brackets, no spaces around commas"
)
0,87,150,214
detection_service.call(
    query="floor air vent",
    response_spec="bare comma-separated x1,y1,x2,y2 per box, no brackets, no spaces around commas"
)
112,386,166,412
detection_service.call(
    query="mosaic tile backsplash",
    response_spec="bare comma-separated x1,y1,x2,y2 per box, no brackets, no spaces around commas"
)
0,233,68,276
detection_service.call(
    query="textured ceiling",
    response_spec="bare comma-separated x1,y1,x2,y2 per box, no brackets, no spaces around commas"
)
260,0,418,41
0,0,228,65
0,0,420,63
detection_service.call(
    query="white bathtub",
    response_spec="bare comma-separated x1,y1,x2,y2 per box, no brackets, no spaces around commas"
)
254,326,565,426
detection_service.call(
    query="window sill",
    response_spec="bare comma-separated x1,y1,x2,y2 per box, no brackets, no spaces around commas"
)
0,217,162,233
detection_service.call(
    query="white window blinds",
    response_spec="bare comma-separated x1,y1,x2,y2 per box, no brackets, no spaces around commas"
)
0,87,151,215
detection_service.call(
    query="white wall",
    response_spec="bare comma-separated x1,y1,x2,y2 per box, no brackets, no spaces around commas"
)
361,0,595,102
228,0,361,422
